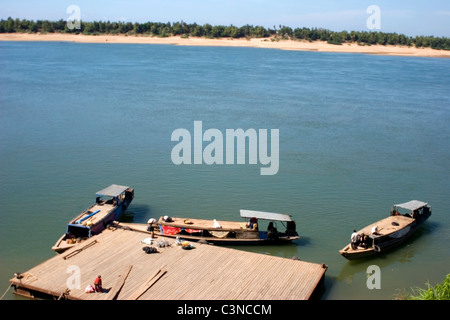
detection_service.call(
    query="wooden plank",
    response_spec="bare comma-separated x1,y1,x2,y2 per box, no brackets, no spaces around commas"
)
126,269,167,300
105,264,133,300
62,239,98,260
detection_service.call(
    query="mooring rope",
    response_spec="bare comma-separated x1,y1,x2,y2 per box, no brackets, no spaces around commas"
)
0,284,12,300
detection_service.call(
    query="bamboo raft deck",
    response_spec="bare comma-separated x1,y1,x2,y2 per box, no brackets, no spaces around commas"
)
10,222,327,300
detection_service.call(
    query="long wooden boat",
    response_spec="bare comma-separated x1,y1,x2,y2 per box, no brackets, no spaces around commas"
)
149,209,299,245
52,184,134,253
339,200,431,260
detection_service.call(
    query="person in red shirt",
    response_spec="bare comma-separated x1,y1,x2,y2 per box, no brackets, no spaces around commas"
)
94,275,102,293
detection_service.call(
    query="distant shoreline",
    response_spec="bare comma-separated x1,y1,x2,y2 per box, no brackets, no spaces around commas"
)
1,33,450,58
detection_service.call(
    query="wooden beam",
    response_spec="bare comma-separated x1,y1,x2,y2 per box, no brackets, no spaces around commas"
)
63,240,98,260
126,269,167,300
105,264,133,300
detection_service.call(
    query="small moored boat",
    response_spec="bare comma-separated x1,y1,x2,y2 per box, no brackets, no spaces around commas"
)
149,209,299,245
339,200,431,260
52,184,134,253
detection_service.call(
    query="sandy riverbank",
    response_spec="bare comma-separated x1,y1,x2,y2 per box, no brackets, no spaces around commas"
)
1,33,449,58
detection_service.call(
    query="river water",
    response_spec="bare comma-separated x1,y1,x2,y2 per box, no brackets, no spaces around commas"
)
0,41,449,299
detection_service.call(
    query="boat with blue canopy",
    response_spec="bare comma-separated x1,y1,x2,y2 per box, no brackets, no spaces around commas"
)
52,184,134,253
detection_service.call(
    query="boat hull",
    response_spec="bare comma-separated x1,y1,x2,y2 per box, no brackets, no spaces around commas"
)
339,245,376,260
153,216,299,245
153,230,299,245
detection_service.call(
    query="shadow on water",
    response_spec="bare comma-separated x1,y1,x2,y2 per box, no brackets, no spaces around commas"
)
295,235,312,247
312,276,331,300
415,219,439,237
119,204,154,223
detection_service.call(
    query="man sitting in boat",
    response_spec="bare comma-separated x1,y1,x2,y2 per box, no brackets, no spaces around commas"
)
267,222,278,240
351,230,359,249
65,231,76,244
359,234,370,249
246,217,258,230
371,225,381,235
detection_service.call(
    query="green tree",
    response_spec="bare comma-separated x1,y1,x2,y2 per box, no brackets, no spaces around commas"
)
2,17,15,32
278,25,292,39
172,22,183,35
28,21,38,33
190,24,203,37
211,25,225,38
229,26,241,38
239,24,251,38
203,23,213,38
327,33,343,45
133,22,142,34
251,26,268,38
41,20,54,33
83,22,95,34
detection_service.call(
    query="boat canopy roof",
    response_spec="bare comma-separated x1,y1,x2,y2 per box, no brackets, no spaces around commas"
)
96,184,130,197
394,200,428,211
240,209,294,222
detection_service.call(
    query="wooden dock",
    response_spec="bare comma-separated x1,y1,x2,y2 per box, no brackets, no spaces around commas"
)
10,222,327,300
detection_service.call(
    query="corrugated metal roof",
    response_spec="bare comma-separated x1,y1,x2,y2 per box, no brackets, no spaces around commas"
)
240,209,294,222
394,200,428,211
96,184,130,197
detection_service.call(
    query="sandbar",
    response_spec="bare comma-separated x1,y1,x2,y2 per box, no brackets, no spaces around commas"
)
1,33,449,58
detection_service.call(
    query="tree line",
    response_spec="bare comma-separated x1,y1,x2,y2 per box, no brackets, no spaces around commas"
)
1,17,449,50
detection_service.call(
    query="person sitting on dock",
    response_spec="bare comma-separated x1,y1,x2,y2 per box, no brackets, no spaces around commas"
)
94,275,102,293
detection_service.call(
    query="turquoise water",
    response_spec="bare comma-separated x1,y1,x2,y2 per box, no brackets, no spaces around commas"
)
0,41,449,300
